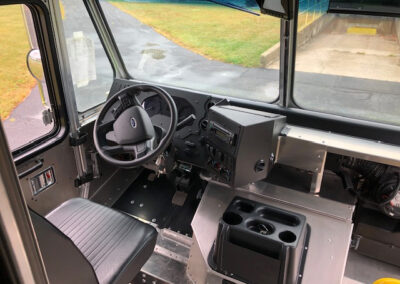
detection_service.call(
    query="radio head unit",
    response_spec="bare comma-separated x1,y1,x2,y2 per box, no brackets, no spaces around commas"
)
205,105,285,187
209,121,235,145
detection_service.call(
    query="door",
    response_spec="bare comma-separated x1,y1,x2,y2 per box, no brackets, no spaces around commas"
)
0,0,117,215
0,2,80,215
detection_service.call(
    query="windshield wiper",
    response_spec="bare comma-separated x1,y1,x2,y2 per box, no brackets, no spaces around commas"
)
205,0,260,16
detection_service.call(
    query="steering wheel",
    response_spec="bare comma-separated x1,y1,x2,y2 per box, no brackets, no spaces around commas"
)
93,84,178,168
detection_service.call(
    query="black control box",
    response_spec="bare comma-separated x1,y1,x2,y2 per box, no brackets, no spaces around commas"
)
210,197,310,284
205,105,285,187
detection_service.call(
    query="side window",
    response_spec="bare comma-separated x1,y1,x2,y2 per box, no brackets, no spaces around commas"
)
293,0,400,126
60,0,114,113
0,5,54,151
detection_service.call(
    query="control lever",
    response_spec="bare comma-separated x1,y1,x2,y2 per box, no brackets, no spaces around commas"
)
176,114,196,131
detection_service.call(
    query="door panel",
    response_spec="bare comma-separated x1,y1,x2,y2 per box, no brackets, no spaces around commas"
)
0,3,81,215
17,138,79,215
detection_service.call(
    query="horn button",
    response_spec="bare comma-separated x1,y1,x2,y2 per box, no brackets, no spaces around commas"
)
113,106,155,145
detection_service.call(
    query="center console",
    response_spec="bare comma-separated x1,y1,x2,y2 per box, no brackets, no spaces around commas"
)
200,106,314,283
210,197,310,284
205,105,285,187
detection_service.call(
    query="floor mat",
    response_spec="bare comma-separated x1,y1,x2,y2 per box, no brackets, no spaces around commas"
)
113,170,203,236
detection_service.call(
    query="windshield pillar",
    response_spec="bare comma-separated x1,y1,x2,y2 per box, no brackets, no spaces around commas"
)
85,0,130,80
279,0,297,108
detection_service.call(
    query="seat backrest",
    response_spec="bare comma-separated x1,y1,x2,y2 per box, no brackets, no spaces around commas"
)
30,210,98,284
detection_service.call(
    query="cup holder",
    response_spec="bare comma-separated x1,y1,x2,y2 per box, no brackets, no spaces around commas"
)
279,231,297,243
235,201,255,213
223,212,243,225
247,220,275,235
214,198,308,284
259,208,300,227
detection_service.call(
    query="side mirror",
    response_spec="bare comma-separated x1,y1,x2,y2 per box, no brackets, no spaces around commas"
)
256,0,294,20
27,49,44,81
26,49,47,106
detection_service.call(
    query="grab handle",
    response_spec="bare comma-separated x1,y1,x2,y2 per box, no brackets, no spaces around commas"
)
18,159,44,179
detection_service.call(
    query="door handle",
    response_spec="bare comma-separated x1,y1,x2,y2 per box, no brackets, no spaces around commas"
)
18,159,44,179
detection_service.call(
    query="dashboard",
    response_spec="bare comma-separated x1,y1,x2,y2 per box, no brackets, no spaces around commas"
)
106,80,282,175
136,89,216,168
142,95,195,123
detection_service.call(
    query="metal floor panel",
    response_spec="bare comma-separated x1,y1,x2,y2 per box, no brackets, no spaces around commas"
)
113,170,201,236
138,229,194,284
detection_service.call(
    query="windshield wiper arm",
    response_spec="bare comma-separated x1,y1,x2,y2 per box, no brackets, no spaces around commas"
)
205,0,260,16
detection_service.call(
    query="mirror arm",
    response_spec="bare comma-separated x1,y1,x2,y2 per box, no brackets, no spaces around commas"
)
37,81,46,106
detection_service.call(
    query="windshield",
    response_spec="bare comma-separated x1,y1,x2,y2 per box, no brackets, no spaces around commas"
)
100,0,280,103
100,0,400,127
292,1,400,126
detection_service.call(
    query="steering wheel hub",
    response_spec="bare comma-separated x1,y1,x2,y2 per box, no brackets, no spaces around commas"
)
113,106,155,145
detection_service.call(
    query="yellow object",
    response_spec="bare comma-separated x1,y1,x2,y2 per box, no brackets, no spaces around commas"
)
347,26,377,35
59,0,65,19
374,278,400,284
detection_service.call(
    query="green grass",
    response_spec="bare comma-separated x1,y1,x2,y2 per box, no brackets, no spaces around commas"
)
0,5,36,120
109,2,280,67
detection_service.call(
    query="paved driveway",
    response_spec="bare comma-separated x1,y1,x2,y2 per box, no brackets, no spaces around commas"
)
3,85,53,150
283,15,400,125
64,0,279,111
100,1,279,103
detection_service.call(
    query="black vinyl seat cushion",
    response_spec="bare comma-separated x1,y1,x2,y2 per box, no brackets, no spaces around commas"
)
43,198,157,284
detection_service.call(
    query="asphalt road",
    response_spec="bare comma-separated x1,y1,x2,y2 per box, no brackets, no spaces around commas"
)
100,1,280,103
3,85,53,150
59,0,280,112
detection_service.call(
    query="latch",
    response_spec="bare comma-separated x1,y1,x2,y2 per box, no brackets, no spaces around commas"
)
69,132,88,146
42,109,54,125
74,173,94,187
74,151,101,187
350,235,361,250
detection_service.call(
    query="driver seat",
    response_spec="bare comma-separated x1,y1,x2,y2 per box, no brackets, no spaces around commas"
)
31,198,157,284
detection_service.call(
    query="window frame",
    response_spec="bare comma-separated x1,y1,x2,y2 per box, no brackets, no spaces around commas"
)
72,0,130,117
2,0,70,164
53,0,120,116
329,0,400,18
279,0,400,145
